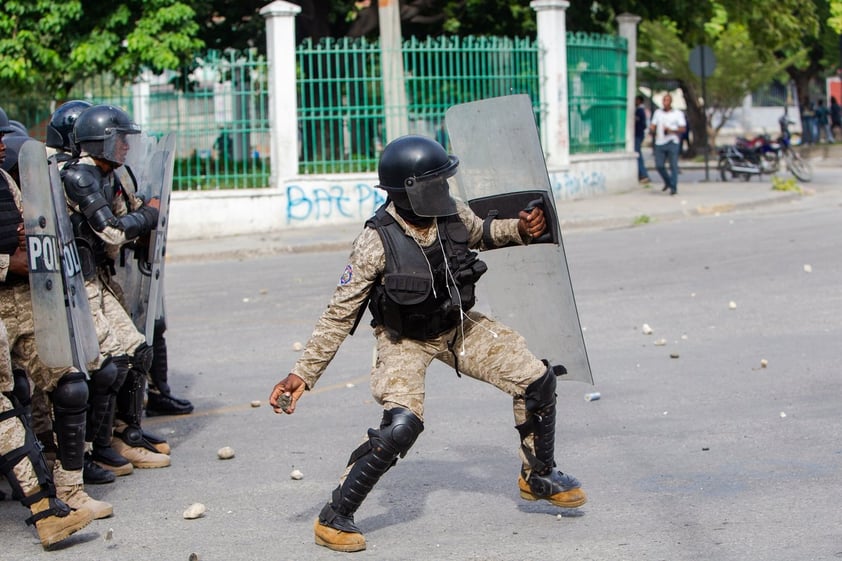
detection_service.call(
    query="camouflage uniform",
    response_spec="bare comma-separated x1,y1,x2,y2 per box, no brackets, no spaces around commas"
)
292,201,546,471
0,318,38,493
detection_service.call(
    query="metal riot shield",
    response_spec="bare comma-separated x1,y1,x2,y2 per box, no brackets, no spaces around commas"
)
445,95,593,384
113,133,175,344
18,140,99,371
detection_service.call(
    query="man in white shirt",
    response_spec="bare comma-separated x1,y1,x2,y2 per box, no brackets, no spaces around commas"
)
649,94,686,195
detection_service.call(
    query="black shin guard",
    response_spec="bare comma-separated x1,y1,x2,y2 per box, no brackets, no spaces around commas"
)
148,318,170,395
115,367,153,450
86,358,121,448
320,408,424,532
50,372,89,472
516,363,561,475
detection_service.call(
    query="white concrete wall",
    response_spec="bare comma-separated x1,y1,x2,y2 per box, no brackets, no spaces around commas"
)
167,152,637,240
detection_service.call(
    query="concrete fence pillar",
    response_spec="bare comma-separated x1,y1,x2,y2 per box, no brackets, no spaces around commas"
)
617,13,641,154
260,0,301,187
530,0,570,169
379,0,410,141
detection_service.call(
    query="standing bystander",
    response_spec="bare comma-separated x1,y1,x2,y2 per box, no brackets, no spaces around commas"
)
649,94,686,195
634,95,651,184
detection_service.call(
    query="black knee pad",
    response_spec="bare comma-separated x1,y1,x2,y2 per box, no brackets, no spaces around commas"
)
88,358,119,395
524,366,557,414
51,371,89,413
132,343,154,372
378,407,424,457
12,368,31,409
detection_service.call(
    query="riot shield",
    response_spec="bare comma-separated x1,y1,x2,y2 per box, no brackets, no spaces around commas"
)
18,140,99,371
445,95,593,384
112,133,175,344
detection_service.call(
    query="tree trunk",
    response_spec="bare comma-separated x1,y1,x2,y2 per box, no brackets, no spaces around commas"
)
679,81,708,159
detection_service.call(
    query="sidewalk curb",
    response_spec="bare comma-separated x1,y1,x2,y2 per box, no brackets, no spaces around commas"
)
166,189,806,263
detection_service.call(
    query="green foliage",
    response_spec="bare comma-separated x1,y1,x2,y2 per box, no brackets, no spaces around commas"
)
831,0,842,33
770,175,802,192
442,0,536,36
639,1,816,146
0,1,203,99
633,214,651,225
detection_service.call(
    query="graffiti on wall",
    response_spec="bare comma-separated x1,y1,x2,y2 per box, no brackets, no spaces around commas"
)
285,182,386,225
549,170,608,201
284,168,607,226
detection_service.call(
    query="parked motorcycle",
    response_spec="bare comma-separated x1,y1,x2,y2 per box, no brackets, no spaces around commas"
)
717,131,812,182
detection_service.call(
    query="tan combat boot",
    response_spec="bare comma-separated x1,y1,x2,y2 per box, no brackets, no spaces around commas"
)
517,471,587,508
28,497,94,549
111,436,170,468
113,419,171,455
314,518,366,552
54,464,113,519
57,483,113,520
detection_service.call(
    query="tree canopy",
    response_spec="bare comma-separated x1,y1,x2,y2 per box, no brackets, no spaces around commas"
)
2,0,840,142
0,1,202,99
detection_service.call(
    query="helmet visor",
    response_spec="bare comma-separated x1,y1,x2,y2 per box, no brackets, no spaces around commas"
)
405,174,458,217
99,128,141,165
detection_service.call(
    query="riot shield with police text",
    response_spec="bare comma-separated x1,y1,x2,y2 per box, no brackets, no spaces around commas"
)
113,133,175,344
445,95,593,384
19,140,99,371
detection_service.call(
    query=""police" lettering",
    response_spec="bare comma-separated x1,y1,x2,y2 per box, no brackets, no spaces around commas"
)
62,241,83,277
27,234,61,273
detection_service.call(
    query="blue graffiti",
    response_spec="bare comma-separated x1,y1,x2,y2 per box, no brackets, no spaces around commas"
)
550,170,607,201
286,183,386,224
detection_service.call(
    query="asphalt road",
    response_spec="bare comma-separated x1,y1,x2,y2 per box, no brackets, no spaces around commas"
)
2,181,841,561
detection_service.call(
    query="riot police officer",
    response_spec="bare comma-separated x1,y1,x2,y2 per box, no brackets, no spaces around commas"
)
269,135,586,552
0,108,94,549
60,104,170,471
1,105,114,519
44,99,136,483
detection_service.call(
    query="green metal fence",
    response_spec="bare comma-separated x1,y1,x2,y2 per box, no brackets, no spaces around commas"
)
297,35,540,175
567,31,628,154
297,37,384,174
0,50,271,191
403,35,540,149
1,33,628,189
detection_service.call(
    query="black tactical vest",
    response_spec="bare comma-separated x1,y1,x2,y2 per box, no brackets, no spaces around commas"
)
0,172,23,255
366,205,487,340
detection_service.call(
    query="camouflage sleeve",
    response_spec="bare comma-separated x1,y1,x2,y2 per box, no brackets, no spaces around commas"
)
456,200,525,249
0,255,9,282
290,226,385,389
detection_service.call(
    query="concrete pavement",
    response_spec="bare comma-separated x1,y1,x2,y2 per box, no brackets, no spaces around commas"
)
165,156,838,263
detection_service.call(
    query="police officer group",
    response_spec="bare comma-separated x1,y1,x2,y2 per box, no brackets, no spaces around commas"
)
0,102,192,549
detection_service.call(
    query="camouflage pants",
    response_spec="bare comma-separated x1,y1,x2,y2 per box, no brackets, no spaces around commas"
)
0,319,39,496
370,310,547,471
0,283,73,392
86,272,145,358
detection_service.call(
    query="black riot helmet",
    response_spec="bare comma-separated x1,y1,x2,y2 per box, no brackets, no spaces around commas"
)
8,120,28,137
0,107,15,135
73,104,140,165
46,100,92,152
377,135,459,217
